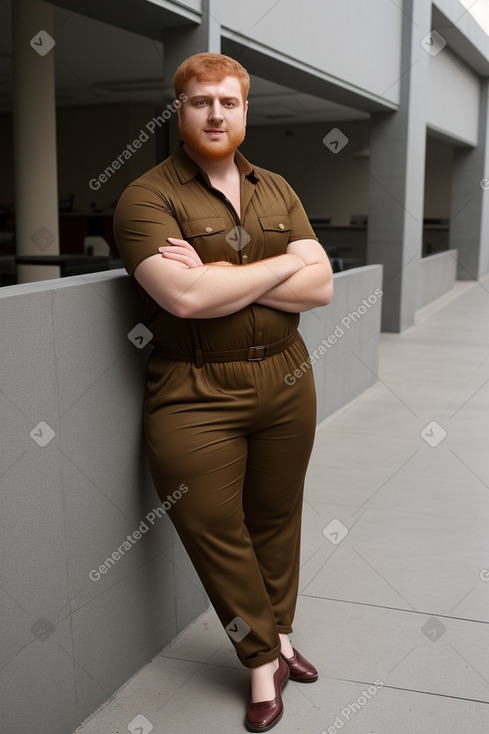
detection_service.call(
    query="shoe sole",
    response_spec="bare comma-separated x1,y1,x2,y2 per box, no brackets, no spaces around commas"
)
245,707,284,732
245,676,288,731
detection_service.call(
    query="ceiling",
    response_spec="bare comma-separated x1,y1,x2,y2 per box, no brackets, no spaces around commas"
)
0,0,368,125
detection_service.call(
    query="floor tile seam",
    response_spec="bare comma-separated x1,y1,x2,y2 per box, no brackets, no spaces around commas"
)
303,493,468,507
298,592,489,626
315,383,383,431
96,658,215,726
301,505,489,524
414,281,483,325
156,606,213,659
94,651,209,720
303,496,489,517
316,362,476,432
73,665,489,730
324,676,489,706
376,369,489,382
149,657,212,717
373,284,489,415
313,398,487,438
306,462,394,472
159,652,244,674
407,277,489,340
314,381,470,429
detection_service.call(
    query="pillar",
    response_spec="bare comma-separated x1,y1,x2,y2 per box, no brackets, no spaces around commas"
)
367,0,432,332
163,0,222,152
449,79,489,280
12,0,60,284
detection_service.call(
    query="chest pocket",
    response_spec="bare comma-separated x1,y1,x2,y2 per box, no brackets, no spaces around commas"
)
258,215,291,256
180,217,228,262
180,217,226,239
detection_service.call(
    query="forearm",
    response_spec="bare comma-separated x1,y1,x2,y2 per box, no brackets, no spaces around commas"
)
145,253,306,318
255,262,334,312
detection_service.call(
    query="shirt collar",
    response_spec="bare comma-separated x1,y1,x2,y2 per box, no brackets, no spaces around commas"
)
171,141,259,185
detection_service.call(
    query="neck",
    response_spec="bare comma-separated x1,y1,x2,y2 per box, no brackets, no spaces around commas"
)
183,143,238,180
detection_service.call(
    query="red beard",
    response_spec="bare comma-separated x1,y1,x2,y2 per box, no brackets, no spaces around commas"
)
178,119,246,160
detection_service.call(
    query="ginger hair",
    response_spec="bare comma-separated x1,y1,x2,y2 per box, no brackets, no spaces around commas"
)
174,52,250,102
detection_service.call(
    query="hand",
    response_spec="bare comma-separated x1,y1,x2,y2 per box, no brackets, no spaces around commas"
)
159,238,204,268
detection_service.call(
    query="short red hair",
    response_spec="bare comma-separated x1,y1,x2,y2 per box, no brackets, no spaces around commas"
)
174,52,250,102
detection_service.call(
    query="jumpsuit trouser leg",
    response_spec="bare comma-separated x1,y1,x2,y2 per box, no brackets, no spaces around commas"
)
143,335,316,669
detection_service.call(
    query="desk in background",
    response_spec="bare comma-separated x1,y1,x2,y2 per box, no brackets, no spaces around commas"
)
15,254,123,277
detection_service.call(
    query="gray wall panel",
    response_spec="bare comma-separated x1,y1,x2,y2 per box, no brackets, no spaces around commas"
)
416,251,458,310
299,265,384,423
0,618,78,734
1,264,381,733
0,272,208,734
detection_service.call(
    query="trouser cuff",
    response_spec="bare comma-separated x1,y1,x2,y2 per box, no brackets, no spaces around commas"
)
240,642,282,669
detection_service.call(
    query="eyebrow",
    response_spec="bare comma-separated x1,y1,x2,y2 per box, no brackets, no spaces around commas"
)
189,94,241,103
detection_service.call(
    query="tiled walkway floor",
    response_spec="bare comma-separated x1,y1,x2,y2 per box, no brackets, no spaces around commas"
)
75,279,489,733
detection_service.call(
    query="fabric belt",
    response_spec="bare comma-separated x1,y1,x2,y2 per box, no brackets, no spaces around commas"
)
153,330,298,364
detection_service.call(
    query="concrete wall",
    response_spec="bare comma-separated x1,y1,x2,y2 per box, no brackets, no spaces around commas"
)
427,47,480,145
219,0,402,106
416,249,458,310
0,271,209,734
0,263,382,734
177,0,202,11
300,265,383,422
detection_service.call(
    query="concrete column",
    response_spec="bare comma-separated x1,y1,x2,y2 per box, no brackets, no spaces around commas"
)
367,0,431,332
449,79,489,280
163,0,222,152
12,0,60,283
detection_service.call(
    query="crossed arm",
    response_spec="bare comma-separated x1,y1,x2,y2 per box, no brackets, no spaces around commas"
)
134,236,333,319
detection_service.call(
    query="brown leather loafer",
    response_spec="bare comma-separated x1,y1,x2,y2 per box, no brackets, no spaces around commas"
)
245,656,289,732
280,647,318,682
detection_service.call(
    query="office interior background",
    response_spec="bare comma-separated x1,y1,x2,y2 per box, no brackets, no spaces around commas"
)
1,1,489,733
2,0,489,332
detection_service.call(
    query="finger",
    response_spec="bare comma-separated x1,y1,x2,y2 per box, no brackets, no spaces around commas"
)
160,242,196,256
159,244,190,252
166,237,193,249
160,246,200,262
160,249,190,260
160,251,200,268
160,245,203,265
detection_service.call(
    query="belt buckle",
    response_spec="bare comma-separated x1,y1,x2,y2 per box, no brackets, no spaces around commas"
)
247,345,268,361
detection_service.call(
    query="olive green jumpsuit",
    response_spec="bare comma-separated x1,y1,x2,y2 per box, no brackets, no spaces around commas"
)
114,142,318,669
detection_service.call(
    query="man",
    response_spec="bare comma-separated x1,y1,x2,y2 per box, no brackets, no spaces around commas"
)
114,52,333,732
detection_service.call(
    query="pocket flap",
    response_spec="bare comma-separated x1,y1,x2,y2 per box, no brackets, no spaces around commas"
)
258,215,291,232
181,217,226,238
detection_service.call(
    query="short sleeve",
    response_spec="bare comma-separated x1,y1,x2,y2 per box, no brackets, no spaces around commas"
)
113,184,184,278
282,180,319,244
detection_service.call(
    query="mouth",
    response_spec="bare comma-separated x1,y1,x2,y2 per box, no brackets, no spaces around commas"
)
205,129,226,137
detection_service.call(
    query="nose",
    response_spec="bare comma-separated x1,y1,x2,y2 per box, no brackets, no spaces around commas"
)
208,100,223,122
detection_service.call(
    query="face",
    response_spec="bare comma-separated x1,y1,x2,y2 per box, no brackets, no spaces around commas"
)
177,75,248,161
